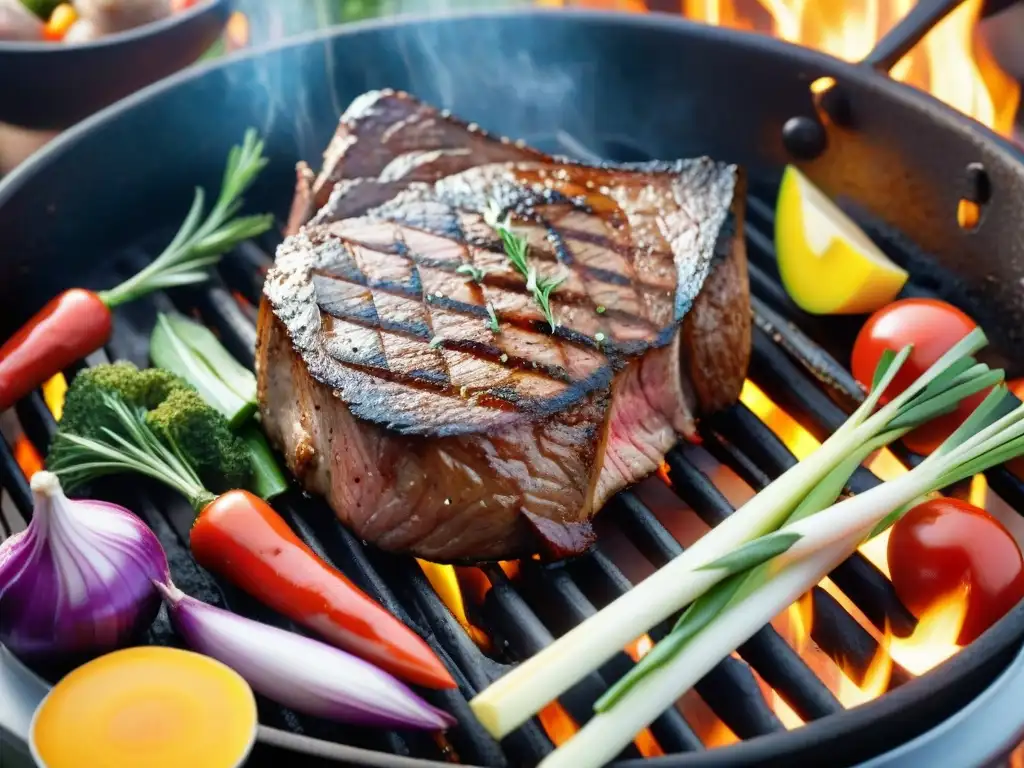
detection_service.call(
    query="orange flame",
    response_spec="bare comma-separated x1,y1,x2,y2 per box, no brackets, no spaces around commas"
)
416,561,491,649
542,0,1019,137
13,434,43,478
889,586,967,676
538,702,580,747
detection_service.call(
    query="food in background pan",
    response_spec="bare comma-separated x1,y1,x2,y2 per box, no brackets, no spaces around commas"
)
1,0,203,43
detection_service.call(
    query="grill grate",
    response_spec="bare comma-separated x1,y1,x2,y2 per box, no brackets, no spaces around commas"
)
4,179,1024,767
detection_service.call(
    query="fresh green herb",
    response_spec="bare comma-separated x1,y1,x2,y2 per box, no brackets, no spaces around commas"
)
456,264,486,282
484,200,565,332
99,130,273,309
486,303,501,334
596,306,606,314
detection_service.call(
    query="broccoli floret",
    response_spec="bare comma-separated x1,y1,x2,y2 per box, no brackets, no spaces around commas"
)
146,387,251,493
48,361,252,499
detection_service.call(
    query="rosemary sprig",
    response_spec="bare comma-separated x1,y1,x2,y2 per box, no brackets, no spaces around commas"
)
99,130,273,309
484,201,565,332
486,302,500,334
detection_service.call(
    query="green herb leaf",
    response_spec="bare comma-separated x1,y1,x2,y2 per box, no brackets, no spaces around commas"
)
486,199,564,333
698,532,802,575
889,368,1004,430
99,130,272,309
872,348,899,391
486,302,501,334
930,384,1013,459
457,264,486,282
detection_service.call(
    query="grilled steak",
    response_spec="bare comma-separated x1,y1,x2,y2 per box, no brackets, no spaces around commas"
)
258,90,750,562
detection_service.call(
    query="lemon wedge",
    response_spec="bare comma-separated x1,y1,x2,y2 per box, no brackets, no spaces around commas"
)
775,165,908,315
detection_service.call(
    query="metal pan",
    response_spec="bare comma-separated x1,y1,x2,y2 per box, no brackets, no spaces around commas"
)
2,1,1024,765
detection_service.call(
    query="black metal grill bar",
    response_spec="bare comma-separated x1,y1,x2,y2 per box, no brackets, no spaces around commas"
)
516,562,706,754
609,490,841,722
0,429,31,516
808,589,913,692
583,543,783,740
479,563,629,760
205,239,740,751
206,237,919,746
174,268,541,756
750,295,862,412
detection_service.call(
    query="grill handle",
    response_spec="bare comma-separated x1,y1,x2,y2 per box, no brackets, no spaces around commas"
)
858,641,1024,768
864,0,1016,73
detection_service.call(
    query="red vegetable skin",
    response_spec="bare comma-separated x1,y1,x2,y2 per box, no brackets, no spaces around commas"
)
888,498,1024,645
0,289,112,412
851,298,984,455
189,490,456,690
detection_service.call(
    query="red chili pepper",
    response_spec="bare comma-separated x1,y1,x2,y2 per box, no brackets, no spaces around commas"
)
0,289,112,412
189,489,456,690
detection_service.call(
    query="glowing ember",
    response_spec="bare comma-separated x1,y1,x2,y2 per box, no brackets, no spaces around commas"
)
541,0,1020,137
626,634,655,661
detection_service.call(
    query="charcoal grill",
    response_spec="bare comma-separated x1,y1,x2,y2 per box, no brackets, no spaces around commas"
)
4,3,1024,767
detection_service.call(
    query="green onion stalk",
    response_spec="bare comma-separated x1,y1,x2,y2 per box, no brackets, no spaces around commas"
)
538,363,1024,767
150,312,288,501
469,328,998,740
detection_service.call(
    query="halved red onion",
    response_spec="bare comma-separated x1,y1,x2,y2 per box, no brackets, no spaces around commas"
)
156,581,455,731
0,472,168,667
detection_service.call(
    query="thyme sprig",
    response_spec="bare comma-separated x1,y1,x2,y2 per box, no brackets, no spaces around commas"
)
484,201,565,332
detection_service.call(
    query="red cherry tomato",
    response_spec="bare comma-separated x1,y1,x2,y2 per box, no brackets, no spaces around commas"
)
851,298,983,454
888,498,1024,645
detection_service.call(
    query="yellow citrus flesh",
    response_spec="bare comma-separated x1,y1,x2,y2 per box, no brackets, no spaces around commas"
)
775,165,908,315
31,647,257,768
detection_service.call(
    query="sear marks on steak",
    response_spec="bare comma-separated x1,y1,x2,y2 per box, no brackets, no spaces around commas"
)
258,90,750,562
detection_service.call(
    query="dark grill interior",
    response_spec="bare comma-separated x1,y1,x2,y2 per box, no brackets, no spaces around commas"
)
3,156,1024,768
